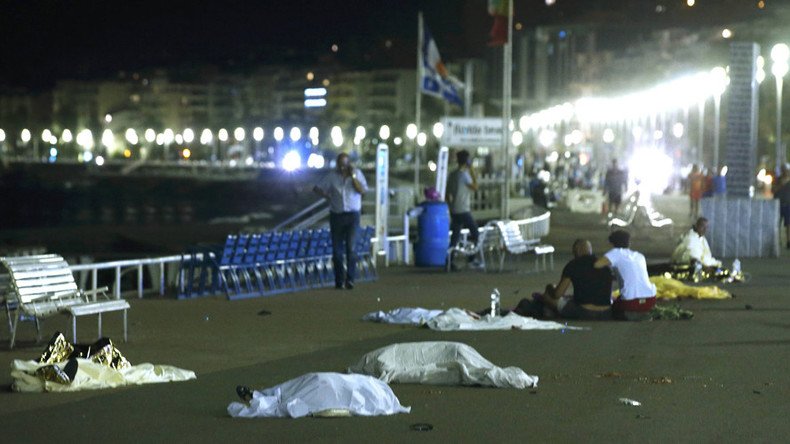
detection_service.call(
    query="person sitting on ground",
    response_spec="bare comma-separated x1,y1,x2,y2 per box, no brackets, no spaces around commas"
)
594,230,657,321
671,217,722,270
511,239,612,320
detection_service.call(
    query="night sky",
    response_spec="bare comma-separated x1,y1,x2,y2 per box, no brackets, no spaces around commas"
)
0,0,765,91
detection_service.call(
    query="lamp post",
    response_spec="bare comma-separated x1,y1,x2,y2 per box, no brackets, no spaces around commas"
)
710,67,728,171
771,43,789,175
406,123,418,191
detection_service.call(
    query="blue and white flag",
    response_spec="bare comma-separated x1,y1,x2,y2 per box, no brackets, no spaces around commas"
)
421,25,464,107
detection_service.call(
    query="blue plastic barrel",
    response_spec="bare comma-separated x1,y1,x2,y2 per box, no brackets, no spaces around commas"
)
415,201,450,267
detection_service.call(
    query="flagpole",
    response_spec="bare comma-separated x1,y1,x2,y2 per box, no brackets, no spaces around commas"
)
415,11,424,195
501,0,513,219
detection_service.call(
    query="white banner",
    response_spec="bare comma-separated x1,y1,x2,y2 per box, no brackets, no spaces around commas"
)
436,146,449,200
375,144,389,261
441,117,503,148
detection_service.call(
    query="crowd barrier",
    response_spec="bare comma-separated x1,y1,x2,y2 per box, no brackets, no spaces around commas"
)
178,226,377,300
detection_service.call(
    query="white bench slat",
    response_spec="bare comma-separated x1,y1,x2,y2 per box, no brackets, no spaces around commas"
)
15,282,79,297
14,275,76,289
68,300,130,316
7,260,71,272
10,267,73,280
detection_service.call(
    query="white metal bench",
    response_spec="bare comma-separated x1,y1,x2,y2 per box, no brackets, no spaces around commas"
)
446,221,501,272
1,254,130,348
495,220,555,273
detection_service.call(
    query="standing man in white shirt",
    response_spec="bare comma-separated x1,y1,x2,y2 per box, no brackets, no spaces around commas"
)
671,217,722,269
313,153,368,289
445,150,479,249
594,230,656,320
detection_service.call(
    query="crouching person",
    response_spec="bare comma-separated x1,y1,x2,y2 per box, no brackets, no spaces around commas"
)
595,230,656,321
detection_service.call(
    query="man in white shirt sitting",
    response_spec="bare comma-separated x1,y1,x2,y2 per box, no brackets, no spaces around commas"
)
671,217,721,269
594,230,656,321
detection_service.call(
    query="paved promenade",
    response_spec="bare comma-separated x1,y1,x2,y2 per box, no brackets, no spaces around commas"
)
1,196,788,442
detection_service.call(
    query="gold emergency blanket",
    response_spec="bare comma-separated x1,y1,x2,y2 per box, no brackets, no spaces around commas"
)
11,359,196,393
650,276,732,300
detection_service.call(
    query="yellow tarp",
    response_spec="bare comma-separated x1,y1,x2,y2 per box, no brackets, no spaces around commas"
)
650,276,732,300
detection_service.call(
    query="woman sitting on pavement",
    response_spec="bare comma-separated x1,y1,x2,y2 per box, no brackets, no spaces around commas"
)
594,230,656,321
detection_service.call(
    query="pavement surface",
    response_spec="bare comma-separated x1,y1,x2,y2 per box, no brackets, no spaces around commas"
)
1,195,788,443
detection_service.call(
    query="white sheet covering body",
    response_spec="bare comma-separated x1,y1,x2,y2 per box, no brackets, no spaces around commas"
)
349,342,538,389
361,307,444,324
227,372,411,418
426,308,578,331
11,359,196,393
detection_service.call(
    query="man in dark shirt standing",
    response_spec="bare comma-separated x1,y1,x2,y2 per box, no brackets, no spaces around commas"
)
604,159,628,215
515,239,612,320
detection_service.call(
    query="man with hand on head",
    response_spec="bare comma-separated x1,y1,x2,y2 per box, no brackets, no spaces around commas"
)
313,153,368,289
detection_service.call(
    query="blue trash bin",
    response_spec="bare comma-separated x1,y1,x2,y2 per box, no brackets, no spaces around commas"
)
415,201,450,267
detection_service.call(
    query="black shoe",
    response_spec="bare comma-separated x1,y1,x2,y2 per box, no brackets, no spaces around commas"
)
344,281,354,290
236,385,253,403
335,283,344,289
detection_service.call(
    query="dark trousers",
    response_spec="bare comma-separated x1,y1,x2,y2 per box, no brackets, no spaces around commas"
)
329,211,360,286
450,212,479,247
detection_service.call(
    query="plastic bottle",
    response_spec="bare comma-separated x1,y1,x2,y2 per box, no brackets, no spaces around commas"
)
731,258,741,274
490,288,501,317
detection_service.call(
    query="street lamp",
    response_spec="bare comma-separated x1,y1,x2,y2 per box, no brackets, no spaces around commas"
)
379,125,390,141
771,43,789,174
710,66,728,170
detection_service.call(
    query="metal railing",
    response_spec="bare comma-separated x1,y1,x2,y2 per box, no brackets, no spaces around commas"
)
68,254,191,299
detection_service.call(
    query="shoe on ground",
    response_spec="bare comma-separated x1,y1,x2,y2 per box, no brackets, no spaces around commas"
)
335,283,344,289
344,281,354,290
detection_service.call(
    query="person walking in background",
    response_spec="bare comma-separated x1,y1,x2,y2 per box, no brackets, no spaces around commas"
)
603,159,628,215
773,163,790,249
687,164,705,219
313,153,368,289
446,149,479,249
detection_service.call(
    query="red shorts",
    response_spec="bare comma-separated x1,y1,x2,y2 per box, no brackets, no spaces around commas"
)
613,297,656,313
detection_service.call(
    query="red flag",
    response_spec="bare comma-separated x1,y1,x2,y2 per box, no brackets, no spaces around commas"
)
488,0,510,47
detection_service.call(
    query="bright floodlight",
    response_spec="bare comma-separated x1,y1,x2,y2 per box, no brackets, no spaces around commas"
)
234,127,245,142
772,60,789,78
282,150,301,171
182,148,192,159
104,114,112,123
720,165,728,176
175,134,184,145
309,127,319,144
218,128,229,142
721,29,732,39
101,129,115,149
156,133,164,146
406,123,418,140
710,66,728,96
771,43,790,63
76,129,93,149
274,127,284,142
95,155,105,166
145,128,156,143
354,126,366,141
183,128,195,143
290,127,301,142
570,129,583,145
511,131,523,146
432,122,444,139
307,153,325,168
687,0,695,6
21,128,31,143
125,128,139,145
200,129,213,145
0,129,5,142
416,132,427,147
62,129,73,143
253,127,264,142
673,123,685,138
628,148,673,196
379,125,390,141
602,128,615,144
83,151,93,162
331,126,343,147
49,147,58,157
538,129,556,148
42,129,52,142
163,128,175,145
393,136,402,145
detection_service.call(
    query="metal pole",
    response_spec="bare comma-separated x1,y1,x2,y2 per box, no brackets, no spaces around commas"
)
697,100,705,165
501,0,513,219
415,12,424,194
713,94,721,170
777,76,784,176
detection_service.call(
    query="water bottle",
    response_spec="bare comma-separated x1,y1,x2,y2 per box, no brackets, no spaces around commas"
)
731,259,741,274
490,288,501,317
693,262,703,283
